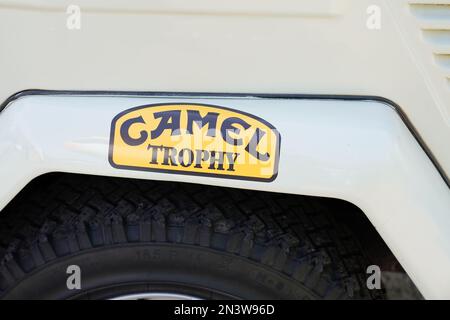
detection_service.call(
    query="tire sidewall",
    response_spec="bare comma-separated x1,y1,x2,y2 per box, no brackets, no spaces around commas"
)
3,243,318,300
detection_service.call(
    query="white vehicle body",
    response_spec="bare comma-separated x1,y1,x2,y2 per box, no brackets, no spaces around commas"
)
0,0,449,299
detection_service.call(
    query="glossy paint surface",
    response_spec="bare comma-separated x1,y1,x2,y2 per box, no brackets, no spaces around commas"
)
0,94,449,299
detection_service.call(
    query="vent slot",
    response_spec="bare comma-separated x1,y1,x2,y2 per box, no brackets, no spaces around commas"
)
422,30,450,53
435,54,450,70
409,1,450,87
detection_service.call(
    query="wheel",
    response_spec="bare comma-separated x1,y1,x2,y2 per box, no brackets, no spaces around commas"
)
0,174,380,300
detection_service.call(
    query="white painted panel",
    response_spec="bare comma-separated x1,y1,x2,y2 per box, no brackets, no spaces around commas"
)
0,94,449,299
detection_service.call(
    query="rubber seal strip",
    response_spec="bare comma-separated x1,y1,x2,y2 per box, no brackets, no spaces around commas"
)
1,89,448,188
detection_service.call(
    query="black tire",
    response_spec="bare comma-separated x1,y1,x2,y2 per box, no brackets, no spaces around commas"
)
0,174,380,300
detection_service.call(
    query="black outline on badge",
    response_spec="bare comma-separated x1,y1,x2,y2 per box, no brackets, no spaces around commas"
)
108,102,281,183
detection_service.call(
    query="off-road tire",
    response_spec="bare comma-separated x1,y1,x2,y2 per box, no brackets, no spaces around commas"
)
0,174,381,299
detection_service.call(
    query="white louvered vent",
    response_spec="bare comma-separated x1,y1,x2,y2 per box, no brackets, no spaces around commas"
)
409,1,450,88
